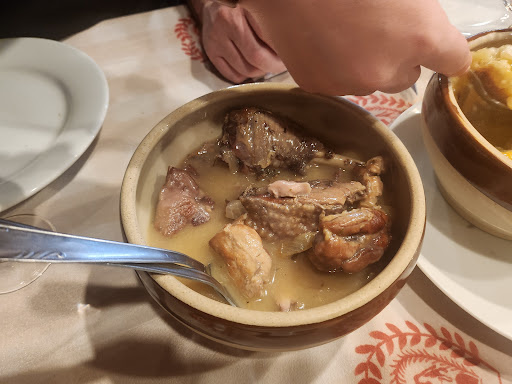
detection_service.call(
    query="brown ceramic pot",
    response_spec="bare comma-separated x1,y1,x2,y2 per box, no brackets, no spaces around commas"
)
422,29,512,240
121,83,426,351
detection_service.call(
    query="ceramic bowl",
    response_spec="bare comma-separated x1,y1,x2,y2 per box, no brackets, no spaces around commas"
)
120,83,426,351
422,29,512,241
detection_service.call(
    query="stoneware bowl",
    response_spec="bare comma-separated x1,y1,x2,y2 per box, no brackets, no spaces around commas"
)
120,83,426,351
422,29,512,241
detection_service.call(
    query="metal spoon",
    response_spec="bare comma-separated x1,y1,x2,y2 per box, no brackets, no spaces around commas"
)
467,70,511,110
0,219,237,307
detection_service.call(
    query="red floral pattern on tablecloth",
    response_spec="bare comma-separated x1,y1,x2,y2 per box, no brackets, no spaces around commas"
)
174,17,205,62
345,94,413,126
354,321,502,384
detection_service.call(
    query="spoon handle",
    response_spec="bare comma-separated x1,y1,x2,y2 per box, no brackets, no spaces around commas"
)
0,219,206,271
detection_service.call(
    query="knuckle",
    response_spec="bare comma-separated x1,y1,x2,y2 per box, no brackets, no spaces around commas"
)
359,68,395,91
244,49,269,69
411,30,437,54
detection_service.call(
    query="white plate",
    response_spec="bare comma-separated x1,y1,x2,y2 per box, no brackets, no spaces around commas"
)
390,105,512,341
0,38,108,212
439,0,512,36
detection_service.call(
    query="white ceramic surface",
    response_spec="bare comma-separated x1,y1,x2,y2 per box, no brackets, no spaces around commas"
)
0,38,109,212
421,118,512,240
390,104,512,341
439,0,512,36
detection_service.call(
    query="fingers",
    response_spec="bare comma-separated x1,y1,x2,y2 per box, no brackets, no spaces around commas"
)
419,24,471,77
207,40,263,83
201,2,286,83
241,10,287,74
211,56,249,84
378,65,422,95
244,10,286,73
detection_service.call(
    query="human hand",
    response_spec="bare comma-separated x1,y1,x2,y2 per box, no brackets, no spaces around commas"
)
242,0,471,95
193,0,286,83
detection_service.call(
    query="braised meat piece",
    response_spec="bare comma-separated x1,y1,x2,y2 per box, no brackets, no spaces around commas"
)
240,180,366,239
352,156,385,207
308,208,391,273
209,223,273,299
219,107,324,173
154,167,214,236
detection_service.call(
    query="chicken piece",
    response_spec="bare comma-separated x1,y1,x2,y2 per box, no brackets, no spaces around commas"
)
308,207,391,273
240,180,366,239
154,167,214,236
219,107,324,173
209,223,272,299
352,156,385,207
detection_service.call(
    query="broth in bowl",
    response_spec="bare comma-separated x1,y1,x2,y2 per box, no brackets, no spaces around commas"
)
121,83,425,350
147,107,394,311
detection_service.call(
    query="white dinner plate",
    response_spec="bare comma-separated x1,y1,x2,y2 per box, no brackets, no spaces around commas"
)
390,104,512,341
0,38,108,212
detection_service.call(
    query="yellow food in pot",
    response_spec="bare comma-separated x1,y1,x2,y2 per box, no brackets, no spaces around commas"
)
471,45,512,109
501,149,512,160
453,45,512,161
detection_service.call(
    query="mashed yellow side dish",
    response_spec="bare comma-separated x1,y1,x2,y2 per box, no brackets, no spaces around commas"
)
453,45,512,161
471,45,512,110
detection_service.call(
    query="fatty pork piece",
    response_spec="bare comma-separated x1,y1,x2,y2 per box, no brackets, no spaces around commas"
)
240,180,366,239
154,167,214,236
209,223,272,299
219,107,324,173
309,207,391,273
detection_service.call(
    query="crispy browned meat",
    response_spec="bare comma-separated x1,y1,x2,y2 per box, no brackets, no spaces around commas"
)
219,107,324,173
352,156,385,207
240,180,366,239
154,167,214,236
209,223,272,299
309,207,391,273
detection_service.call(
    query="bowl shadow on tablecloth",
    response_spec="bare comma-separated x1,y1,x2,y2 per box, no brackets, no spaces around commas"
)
83,269,338,383
1,265,338,384
80,269,340,383
0,273,243,383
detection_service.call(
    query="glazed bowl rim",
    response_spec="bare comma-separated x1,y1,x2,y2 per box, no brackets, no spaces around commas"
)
443,28,512,169
120,82,426,328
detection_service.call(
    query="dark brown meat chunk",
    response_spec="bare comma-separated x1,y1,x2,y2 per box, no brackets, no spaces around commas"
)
240,180,366,239
219,107,324,173
352,156,385,207
308,207,391,273
209,223,272,299
154,167,214,236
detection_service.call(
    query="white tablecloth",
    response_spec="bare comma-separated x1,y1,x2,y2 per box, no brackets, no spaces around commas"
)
1,6,511,384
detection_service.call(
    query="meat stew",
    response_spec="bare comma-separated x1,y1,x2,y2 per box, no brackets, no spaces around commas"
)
147,107,395,311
